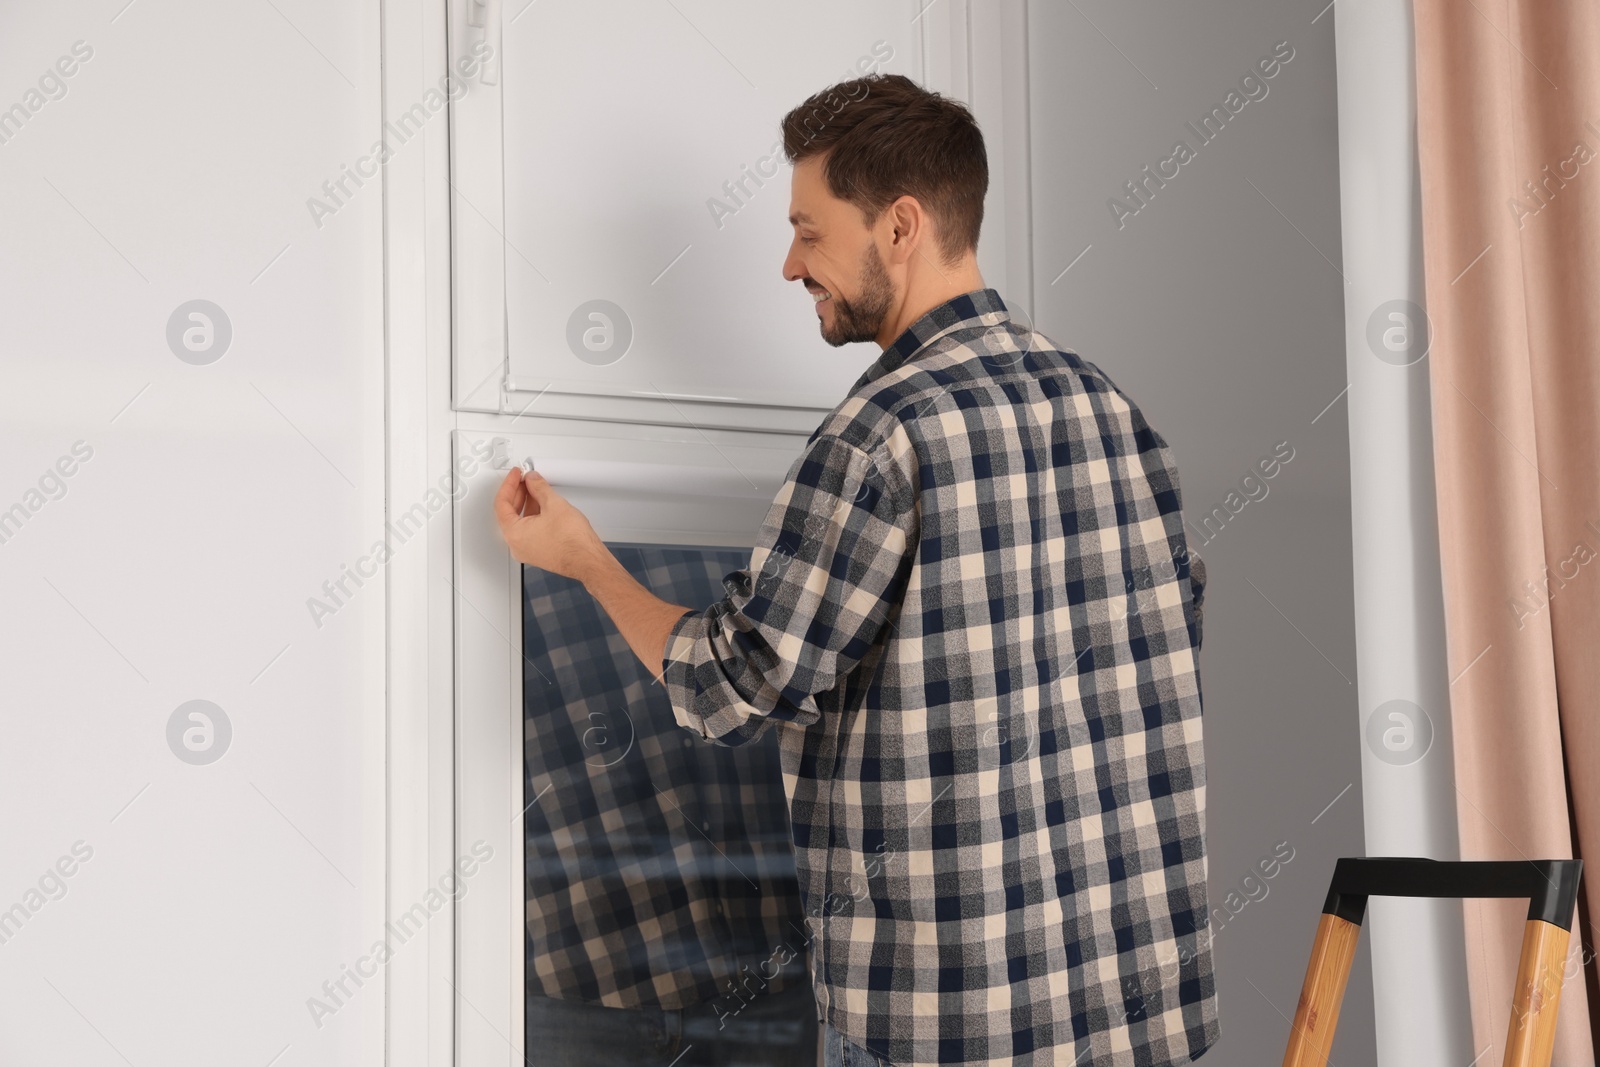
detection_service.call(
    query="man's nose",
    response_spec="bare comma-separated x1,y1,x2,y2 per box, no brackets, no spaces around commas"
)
782,241,805,282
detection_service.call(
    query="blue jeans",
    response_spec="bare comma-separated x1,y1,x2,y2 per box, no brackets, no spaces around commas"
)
525,979,817,1066
822,1021,890,1067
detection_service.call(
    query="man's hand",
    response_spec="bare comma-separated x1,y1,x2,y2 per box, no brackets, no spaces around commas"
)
493,467,694,677
493,468,606,582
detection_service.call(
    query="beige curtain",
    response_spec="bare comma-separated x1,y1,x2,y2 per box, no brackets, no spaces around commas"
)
1411,0,1600,1060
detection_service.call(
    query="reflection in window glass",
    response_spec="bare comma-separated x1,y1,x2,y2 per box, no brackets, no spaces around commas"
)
522,544,814,1065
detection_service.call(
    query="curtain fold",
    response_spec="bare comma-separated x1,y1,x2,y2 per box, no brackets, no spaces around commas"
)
1411,0,1600,1061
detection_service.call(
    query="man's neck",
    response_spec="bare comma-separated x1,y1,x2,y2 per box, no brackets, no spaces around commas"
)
876,260,988,350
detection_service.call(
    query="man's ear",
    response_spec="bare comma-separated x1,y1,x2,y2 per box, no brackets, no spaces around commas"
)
885,196,922,264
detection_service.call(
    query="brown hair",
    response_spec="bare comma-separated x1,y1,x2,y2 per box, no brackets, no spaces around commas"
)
780,73,987,265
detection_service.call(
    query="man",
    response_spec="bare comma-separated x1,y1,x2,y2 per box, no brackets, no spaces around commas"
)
497,73,1219,1067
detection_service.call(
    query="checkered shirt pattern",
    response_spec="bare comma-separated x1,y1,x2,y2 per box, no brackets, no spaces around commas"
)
522,544,808,1010
662,289,1219,1066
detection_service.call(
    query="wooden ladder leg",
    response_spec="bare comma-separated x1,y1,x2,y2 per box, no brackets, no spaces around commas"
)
1502,919,1571,1067
1282,913,1362,1067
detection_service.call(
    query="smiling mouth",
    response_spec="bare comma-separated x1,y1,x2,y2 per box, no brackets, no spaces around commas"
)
807,284,832,306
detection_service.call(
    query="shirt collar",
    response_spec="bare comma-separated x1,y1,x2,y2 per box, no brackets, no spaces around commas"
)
850,288,1012,393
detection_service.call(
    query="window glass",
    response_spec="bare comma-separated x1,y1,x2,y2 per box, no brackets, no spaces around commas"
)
521,543,813,1062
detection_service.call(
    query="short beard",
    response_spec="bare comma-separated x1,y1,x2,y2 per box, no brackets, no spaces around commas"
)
820,243,894,347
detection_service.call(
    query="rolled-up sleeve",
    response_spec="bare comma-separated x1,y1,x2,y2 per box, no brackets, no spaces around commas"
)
661,432,917,746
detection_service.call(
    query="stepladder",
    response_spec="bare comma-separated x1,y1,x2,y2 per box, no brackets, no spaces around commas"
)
1282,857,1584,1067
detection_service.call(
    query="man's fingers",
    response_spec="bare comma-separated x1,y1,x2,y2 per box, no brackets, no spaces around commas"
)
494,468,529,526
522,470,555,507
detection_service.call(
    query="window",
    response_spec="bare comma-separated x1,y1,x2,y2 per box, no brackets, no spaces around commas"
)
438,2,1033,1057
451,426,808,1062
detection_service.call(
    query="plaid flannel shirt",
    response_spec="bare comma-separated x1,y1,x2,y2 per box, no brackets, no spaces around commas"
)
522,545,807,1010
662,289,1219,1066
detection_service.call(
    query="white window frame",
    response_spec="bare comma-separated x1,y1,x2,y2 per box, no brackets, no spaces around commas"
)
380,2,1034,1063
449,421,809,1063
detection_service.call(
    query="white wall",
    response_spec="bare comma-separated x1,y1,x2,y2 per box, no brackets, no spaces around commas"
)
1333,0,1474,1062
0,1,386,1064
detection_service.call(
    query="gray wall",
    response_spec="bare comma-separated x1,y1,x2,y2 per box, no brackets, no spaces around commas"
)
1024,2,1372,1062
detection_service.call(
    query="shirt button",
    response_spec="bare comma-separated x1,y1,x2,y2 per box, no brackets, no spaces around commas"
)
683,738,693,749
